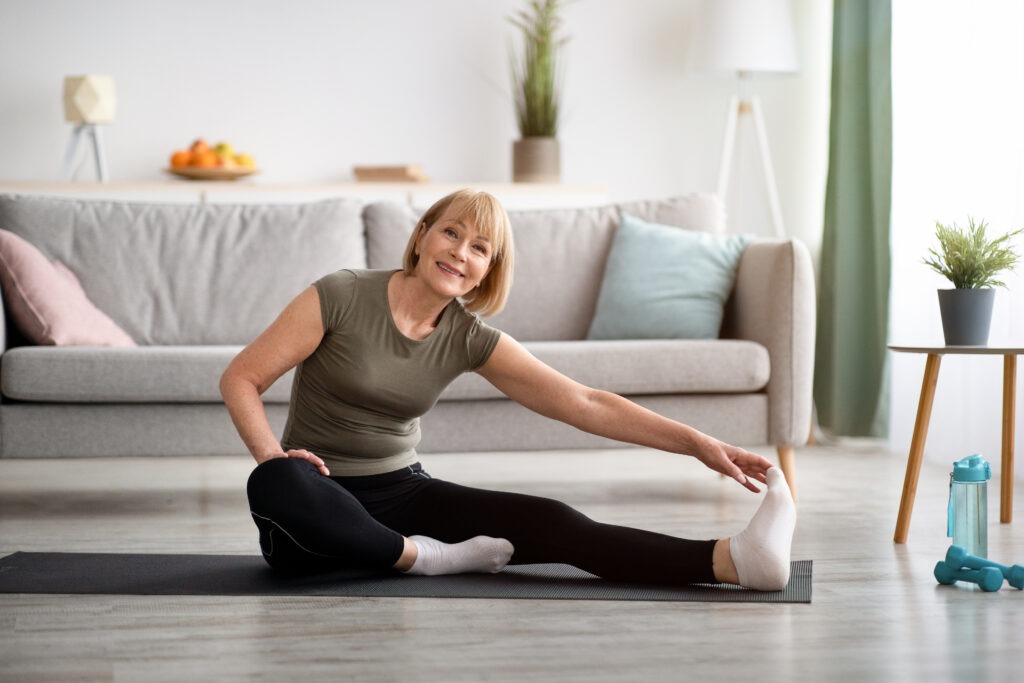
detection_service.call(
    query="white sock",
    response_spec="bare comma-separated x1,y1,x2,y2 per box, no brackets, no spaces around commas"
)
728,467,796,590
404,535,514,576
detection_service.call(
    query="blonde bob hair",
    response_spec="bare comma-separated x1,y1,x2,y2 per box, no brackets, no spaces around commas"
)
401,189,515,317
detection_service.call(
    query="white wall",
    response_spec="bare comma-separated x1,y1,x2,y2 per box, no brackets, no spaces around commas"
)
7,0,1023,479
0,0,831,252
890,0,1024,480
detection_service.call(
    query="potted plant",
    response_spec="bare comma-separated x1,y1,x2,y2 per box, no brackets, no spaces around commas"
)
509,0,568,183
923,218,1023,345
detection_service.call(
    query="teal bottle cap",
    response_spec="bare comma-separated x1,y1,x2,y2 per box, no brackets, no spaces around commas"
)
951,454,992,482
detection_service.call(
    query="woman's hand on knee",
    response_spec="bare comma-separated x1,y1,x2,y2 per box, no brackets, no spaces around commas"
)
257,449,330,476
285,449,330,476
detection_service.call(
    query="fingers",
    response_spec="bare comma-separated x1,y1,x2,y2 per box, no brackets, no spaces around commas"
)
724,446,770,492
728,465,762,493
739,474,762,493
739,463,770,485
696,437,771,493
285,449,330,476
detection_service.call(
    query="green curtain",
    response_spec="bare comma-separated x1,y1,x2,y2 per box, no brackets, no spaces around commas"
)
814,0,892,437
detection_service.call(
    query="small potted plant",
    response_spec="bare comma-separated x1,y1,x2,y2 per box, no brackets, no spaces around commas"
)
509,0,569,183
923,218,1023,345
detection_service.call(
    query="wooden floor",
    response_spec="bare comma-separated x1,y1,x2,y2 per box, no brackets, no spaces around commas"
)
1,444,1022,682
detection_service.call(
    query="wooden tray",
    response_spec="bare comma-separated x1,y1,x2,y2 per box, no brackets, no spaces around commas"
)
165,166,259,181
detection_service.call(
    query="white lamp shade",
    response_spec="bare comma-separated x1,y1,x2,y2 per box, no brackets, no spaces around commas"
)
688,0,799,75
63,75,116,124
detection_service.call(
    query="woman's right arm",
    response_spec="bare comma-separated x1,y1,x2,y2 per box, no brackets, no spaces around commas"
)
219,285,330,474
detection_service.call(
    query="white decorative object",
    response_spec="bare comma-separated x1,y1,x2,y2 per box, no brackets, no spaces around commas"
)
61,75,116,182
688,0,798,237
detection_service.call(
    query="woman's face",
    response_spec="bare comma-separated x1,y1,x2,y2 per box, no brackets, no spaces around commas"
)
415,205,493,299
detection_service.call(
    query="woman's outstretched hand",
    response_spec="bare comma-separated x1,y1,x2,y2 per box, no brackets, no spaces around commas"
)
259,449,330,476
691,435,773,493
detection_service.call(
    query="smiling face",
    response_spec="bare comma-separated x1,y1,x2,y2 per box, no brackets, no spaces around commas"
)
401,189,515,316
414,205,494,300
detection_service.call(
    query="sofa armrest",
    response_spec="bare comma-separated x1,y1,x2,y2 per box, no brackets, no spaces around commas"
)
721,238,816,447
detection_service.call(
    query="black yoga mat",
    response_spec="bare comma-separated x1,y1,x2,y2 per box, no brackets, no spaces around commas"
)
0,552,812,603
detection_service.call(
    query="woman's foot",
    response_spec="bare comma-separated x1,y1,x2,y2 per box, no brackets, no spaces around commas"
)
719,467,796,590
402,535,514,576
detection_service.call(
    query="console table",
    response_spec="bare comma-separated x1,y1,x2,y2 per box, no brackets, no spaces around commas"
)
0,181,610,210
889,345,1020,543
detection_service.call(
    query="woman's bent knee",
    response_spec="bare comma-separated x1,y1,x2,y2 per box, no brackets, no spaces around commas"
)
245,457,405,571
246,457,319,507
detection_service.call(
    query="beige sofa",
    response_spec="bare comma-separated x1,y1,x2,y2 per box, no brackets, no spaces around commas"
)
0,192,815,485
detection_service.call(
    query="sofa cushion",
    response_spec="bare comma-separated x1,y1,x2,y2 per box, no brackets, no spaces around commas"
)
440,339,769,400
0,229,135,346
0,346,294,403
587,214,751,340
363,194,725,342
364,201,416,271
2,338,767,405
0,195,367,345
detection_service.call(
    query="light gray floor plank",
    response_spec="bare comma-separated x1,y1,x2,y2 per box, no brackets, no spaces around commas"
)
1,445,1022,682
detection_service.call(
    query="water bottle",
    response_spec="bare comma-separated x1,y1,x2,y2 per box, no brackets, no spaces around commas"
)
947,454,991,558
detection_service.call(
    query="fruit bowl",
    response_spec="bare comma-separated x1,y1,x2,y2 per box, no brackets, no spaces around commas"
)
165,166,259,181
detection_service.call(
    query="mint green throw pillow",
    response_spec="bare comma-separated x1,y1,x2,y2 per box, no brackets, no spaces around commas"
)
587,213,751,340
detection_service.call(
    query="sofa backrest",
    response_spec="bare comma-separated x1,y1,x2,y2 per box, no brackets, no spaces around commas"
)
0,195,366,345
364,194,725,341
0,193,726,347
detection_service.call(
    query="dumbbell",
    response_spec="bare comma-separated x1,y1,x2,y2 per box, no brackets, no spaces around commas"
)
933,560,1003,592
945,545,1024,590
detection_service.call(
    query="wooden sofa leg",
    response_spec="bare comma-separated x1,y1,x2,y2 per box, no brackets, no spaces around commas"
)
776,446,797,501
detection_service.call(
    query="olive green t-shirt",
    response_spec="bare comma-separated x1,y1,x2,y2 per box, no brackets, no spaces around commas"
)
280,269,502,475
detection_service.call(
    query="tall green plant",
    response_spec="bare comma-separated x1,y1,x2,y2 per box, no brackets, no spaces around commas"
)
923,218,1023,289
509,0,568,138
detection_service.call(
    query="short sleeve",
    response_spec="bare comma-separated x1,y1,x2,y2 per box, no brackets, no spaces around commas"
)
313,269,358,333
466,317,502,370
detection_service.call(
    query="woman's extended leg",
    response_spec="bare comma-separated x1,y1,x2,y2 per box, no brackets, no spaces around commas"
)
360,476,718,584
357,466,795,588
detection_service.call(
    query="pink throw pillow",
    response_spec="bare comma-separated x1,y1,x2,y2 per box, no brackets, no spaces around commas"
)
0,229,135,346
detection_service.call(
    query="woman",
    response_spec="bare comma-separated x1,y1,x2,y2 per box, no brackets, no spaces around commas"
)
220,189,795,590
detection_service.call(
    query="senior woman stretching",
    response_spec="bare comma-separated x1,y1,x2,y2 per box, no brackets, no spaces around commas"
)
220,189,796,590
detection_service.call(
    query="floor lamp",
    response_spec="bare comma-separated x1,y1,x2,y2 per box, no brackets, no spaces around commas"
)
688,0,798,237
61,75,116,182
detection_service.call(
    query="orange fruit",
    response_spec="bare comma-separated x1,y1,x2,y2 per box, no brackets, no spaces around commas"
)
192,150,219,168
190,139,210,155
170,150,191,168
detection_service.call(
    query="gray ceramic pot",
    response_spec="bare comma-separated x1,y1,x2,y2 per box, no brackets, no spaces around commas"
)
937,288,995,346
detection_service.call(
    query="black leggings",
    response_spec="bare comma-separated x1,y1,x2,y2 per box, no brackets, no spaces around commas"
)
246,457,718,585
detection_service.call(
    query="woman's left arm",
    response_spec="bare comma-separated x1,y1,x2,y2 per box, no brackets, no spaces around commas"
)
476,333,772,492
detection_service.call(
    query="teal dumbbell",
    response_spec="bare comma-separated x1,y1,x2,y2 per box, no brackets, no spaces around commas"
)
933,560,1003,592
945,545,1024,590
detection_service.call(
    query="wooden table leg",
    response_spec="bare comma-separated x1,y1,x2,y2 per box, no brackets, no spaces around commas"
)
1002,354,1016,524
895,353,942,543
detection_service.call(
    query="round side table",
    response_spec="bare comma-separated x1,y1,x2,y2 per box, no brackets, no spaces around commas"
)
889,345,1020,543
